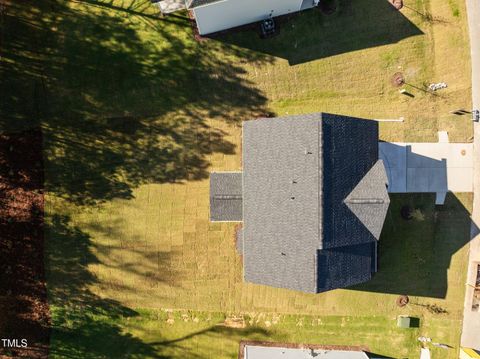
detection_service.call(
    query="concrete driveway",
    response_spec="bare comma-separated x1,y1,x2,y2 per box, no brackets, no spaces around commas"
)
379,141,473,204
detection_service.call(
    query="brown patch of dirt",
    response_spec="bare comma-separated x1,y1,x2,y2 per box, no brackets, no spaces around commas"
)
389,0,403,10
392,72,405,87
396,295,409,307
187,10,207,42
0,129,50,358
223,316,246,329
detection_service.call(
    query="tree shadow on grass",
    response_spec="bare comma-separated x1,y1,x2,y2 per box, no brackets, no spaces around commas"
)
213,0,424,65
1,0,272,205
0,1,274,356
151,325,271,358
350,193,473,299
46,214,176,358
46,212,270,359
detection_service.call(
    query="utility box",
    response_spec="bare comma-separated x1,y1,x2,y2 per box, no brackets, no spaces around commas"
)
397,316,419,328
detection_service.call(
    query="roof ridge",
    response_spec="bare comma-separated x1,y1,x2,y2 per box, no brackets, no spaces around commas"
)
343,160,390,240
345,198,386,204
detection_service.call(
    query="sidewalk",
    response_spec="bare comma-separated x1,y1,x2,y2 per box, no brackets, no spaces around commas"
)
461,0,480,350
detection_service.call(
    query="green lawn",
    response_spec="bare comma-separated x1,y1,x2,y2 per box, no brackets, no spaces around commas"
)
50,309,424,358
45,190,472,358
1,0,474,357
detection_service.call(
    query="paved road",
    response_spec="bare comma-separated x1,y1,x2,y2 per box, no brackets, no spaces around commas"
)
461,0,480,350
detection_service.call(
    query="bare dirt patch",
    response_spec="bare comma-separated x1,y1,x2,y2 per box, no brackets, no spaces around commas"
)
389,0,403,10
0,129,50,358
223,316,246,329
396,295,410,307
392,72,405,87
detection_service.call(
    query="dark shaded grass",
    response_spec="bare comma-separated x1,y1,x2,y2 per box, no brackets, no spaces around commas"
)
1,0,271,357
1,0,271,205
352,193,473,299
215,0,423,65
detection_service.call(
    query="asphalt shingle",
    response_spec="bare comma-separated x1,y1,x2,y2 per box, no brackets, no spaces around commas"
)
210,172,243,222
242,113,389,293
186,0,222,9
209,113,390,293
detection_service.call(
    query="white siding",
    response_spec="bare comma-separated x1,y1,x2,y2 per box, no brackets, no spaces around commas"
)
193,0,306,35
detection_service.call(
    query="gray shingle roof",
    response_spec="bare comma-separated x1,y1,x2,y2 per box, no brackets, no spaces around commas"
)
320,114,381,250
241,113,389,293
317,242,377,292
242,114,323,293
344,160,390,240
210,172,243,222
244,345,370,359
186,0,221,9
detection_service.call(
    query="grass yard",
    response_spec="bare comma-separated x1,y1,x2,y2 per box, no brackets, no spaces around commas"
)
46,189,472,358
222,0,473,142
1,0,474,357
49,309,424,358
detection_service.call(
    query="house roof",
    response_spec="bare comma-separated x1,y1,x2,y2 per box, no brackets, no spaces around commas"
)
317,241,377,292
242,114,323,293
241,113,389,293
210,172,243,222
185,0,222,9
244,345,370,359
344,160,390,240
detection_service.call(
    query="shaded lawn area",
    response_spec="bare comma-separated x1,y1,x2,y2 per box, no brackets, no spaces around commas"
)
46,189,472,358
0,0,473,358
218,0,424,65
47,308,462,358
1,0,271,204
50,310,421,359
218,0,472,142
353,193,472,300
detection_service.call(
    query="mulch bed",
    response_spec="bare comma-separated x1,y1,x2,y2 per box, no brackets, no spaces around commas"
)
0,129,50,358
389,0,403,10
396,295,410,307
392,72,405,87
